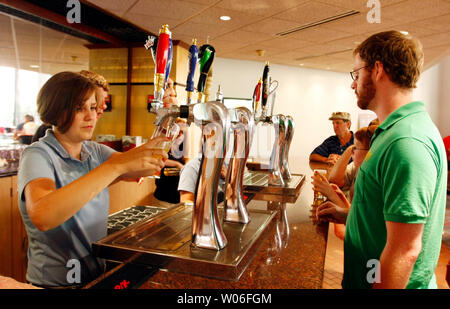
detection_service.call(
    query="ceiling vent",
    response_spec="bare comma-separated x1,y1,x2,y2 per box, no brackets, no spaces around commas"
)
276,10,360,36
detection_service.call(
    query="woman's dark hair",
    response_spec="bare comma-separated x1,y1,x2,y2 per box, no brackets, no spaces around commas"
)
37,72,97,134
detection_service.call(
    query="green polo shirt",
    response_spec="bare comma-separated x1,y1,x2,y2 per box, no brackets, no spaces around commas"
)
343,101,447,289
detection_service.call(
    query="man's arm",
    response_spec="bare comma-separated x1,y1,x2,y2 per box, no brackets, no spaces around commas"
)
309,153,328,163
180,191,194,203
372,221,423,289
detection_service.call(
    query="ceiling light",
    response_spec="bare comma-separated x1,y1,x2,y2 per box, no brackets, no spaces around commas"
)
220,16,231,21
299,63,304,66
30,65,40,69
400,31,409,35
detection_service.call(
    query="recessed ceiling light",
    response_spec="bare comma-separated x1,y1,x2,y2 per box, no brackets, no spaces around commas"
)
400,31,409,35
299,63,304,66
30,65,40,69
220,15,231,21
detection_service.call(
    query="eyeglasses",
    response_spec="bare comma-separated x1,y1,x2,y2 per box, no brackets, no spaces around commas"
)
350,66,369,81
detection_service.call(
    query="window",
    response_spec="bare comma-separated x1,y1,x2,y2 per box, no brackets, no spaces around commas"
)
0,65,51,128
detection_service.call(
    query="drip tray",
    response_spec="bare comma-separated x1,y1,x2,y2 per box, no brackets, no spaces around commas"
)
243,171,305,196
93,204,277,281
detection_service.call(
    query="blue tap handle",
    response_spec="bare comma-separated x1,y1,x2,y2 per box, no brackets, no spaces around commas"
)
186,39,199,94
165,38,173,86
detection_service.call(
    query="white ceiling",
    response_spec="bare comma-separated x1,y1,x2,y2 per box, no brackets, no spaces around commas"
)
85,0,450,72
1,0,450,74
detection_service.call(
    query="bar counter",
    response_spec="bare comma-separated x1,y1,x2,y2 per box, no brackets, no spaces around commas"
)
90,170,329,289
140,200,328,289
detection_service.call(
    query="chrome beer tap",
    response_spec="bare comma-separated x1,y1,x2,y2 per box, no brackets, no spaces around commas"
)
189,101,230,250
253,62,284,186
224,107,254,224
281,115,295,180
182,42,230,250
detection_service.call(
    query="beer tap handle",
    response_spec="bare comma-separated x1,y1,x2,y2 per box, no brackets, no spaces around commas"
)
144,35,158,63
164,38,173,86
252,78,262,115
152,24,172,111
204,65,213,102
261,61,270,117
186,38,198,104
197,44,215,103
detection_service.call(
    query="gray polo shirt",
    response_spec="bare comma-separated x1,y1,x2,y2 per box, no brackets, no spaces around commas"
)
18,129,115,287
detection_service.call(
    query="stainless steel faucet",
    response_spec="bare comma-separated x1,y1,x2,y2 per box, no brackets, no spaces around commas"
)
281,115,295,180
224,107,254,224
267,115,286,186
189,102,230,250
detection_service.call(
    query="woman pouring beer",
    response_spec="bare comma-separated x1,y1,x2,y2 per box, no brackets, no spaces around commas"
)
18,72,168,288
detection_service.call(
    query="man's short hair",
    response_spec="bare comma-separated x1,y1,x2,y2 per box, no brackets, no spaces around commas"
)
354,30,424,89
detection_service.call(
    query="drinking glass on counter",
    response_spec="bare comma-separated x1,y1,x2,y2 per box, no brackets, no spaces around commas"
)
148,123,181,179
313,169,328,206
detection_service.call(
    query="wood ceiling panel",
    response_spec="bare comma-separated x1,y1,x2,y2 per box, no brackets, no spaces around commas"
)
85,0,137,16
121,13,180,35
381,0,450,23
281,25,352,44
314,0,408,11
188,5,263,29
241,17,307,35
273,1,352,24
216,0,307,17
127,0,209,21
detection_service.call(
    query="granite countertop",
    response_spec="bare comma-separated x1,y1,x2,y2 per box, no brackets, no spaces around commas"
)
137,186,328,289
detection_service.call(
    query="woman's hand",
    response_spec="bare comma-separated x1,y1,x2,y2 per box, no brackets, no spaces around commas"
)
108,136,170,178
316,201,349,224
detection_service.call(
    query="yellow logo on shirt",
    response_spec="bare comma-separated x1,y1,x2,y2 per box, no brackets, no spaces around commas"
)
365,150,372,162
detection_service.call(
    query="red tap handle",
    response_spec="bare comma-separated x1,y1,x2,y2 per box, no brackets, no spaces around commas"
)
255,78,262,104
156,25,171,75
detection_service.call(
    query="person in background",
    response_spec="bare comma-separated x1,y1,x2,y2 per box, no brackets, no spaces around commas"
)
309,112,354,166
327,123,379,201
317,31,447,289
312,124,378,240
152,78,186,204
178,153,226,204
79,70,110,119
18,71,168,288
14,115,38,139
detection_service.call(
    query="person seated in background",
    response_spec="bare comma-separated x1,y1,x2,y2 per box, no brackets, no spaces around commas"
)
309,112,354,166
312,123,378,240
14,115,38,144
18,71,167,288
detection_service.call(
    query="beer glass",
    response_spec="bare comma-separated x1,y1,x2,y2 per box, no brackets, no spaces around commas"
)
148,122,181,179
313,169,327,206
